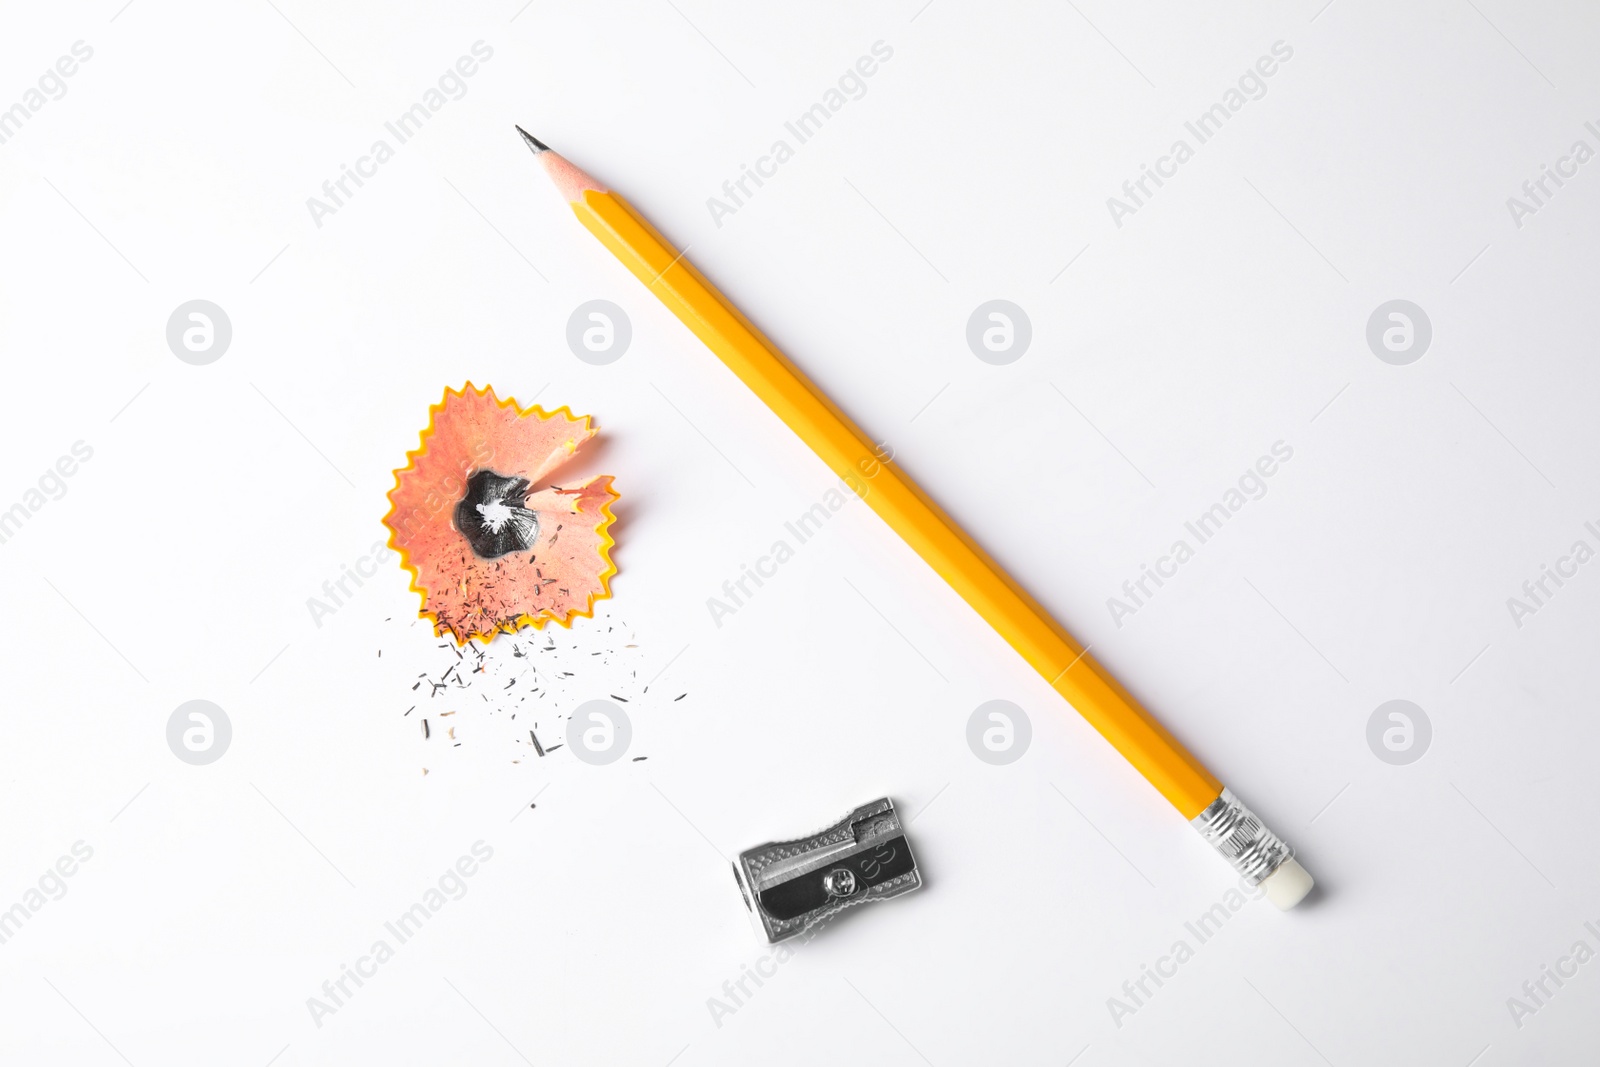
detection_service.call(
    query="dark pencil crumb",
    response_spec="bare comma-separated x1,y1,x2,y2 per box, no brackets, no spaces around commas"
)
404,612,642,758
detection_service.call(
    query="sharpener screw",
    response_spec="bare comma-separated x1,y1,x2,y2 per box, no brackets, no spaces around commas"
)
823,869,858,897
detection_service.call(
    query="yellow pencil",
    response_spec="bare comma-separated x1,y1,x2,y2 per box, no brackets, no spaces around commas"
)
519,128,1313,908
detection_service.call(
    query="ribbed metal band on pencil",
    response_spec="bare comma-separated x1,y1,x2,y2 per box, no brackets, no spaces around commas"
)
1190,787,1294,885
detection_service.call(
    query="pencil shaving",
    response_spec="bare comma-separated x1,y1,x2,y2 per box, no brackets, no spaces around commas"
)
383,383,619,644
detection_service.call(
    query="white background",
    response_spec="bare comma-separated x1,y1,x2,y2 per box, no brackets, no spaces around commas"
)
2,0,1599,1063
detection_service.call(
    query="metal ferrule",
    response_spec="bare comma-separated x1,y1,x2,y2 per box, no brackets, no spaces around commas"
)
1190,787,1293,885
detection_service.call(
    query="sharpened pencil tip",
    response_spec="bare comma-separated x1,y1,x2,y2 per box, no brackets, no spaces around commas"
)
515,126,549,154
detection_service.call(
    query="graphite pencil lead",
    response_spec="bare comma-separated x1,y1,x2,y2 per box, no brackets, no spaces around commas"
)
514,126,549,154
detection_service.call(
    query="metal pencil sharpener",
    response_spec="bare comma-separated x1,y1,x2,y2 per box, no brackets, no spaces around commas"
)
733,797,921,942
